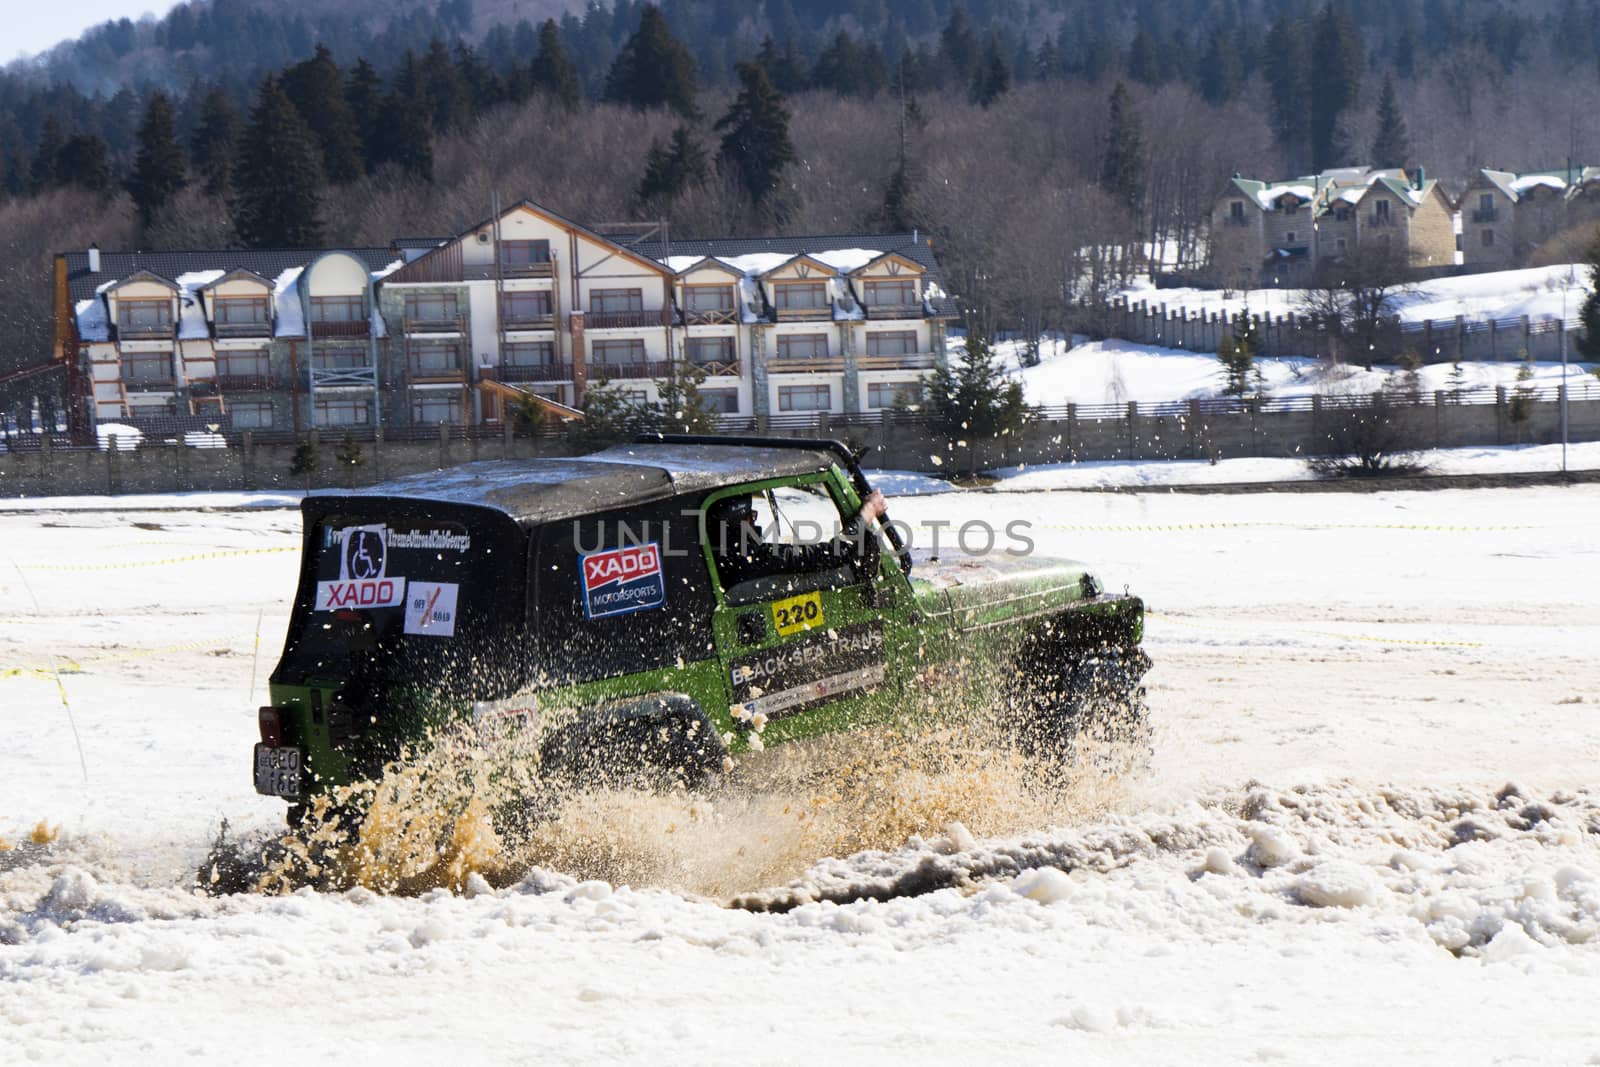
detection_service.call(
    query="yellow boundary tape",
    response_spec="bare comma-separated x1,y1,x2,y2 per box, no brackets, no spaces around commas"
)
1147,610,1484,648
18,546,297,572
1043,521,1534,534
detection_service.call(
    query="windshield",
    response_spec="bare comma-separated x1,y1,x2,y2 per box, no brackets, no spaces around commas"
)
272,502,530,697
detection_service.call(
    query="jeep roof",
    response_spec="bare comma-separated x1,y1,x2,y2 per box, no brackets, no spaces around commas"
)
312,442,843,527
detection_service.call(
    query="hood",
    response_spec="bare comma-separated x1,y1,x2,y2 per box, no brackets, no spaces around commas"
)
909,552,1099,630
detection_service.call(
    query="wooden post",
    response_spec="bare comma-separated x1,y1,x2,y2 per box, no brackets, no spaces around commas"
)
1126,401,1138,459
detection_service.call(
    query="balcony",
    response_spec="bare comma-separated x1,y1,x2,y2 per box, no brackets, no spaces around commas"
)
213,320,273,339
863,303,924,320
683,307,739,325
493,362,575,383
1222,214,1252,227
502,260,555,279
1366,214,1396,228
856,352,936,370
584,308,674,330
406,356,469,384
116,322,175,341
689,359,742,378
310,319,370,338
403,316,466,335
770,356,846,373
123,374,177,393
589,360,675,380
213,374,277,392
773,306,833,322
503,313,556,331
1472,207,1498,223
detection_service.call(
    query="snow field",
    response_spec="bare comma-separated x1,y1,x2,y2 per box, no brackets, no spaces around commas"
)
3,485,1600,1064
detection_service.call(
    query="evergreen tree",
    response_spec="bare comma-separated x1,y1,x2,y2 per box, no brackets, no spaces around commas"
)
637,125,706,203
939,5,979,86
756,36,808,94
344,60,386,173
653,359,720,434
604,4,699,117
30,116,64,192
1218,312,1260,397
969,35,1011,107
1099,82,1144,217
232,77,325,248
1310,2,1362,170
812,31,886,97
191,88,241,198
420,38,472,132
1264,15,1310,166
1577,241,1600,360
379,53,435,181
1370,76,1410,169
127,92,188,226
454,42,504,113
1126,28,1160,85
927,332,1029,477
530,19,581,110
1198,30,1241,104
57,134,112,192
882,158,914,231
281,45,365,183
716,61,796,207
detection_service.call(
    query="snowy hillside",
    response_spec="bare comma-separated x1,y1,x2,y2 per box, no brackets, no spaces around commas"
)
4,486,1599,1063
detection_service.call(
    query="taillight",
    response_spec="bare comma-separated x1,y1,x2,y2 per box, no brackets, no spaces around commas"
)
259,706,285,746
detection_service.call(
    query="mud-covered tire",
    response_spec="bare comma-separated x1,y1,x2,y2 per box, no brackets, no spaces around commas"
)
538,694,725,792
1006,644,1152,762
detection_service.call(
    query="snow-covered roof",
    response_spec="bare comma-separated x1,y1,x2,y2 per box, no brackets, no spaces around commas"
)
1511,174,1567,195
75,296,110,343
174,270,225,341
273,267,306,339
1260,184,1315,208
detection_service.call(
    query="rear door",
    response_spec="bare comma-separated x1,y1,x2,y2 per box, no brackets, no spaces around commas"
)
704,475,896,746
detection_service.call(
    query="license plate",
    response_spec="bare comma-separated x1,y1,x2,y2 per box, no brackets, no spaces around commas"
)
254,744,303,799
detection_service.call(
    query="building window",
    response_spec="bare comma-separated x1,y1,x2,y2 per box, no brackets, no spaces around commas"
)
1334,207,1351,221
775,334,829,360
217,348,270,377
778,384,831,412
310,295,363,322
411,392,462,424
592,338,647,368
701,388,739,414
229,402,273,429
684,285,735,311
123,351,172,383
1285,231,1296,244
1336,238,1347,254
215,296,268,325
501,239,551,267
409,341,461,375
117,299,172,330
589,288,643,314
863,279,917,306
1375,199,1391,220
686,336,735,365
311,347,368,371
504,341,555,367
502,290,552,324
866,331,918,356
773,281,828,309
1230,200,1245,220
867,381,919,409
313,397,370,427
1481,229,1494,247
1479,193,1494,213
404,292,459,321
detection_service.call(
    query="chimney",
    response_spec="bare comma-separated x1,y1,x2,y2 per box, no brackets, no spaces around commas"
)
1413,166,1425,190
87,244,100,272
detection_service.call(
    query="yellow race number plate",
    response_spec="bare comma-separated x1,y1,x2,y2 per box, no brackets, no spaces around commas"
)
771,591,825,636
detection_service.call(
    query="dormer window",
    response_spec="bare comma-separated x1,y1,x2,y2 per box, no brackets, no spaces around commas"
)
118,298,172,331
863,279,917,306
684,285,735,311
215,296,268,325
773,281,828,309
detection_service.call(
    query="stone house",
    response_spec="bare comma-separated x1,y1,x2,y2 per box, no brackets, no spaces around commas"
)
1460,167,1600,269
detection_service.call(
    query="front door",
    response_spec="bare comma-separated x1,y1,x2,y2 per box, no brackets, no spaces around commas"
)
704,477,895,748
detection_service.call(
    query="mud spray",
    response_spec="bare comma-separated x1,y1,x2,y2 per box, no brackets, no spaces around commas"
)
206,667,1146,901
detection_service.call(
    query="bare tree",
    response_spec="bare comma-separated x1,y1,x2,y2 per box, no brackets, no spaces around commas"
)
1299,242,1416,368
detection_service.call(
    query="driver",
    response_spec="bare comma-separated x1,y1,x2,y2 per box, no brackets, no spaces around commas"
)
710,488,889,587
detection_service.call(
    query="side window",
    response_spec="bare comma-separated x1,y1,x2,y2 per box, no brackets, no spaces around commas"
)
705,481,869,606
531,496,717,683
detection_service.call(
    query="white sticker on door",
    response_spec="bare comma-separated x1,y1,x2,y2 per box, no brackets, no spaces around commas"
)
403,581,459,638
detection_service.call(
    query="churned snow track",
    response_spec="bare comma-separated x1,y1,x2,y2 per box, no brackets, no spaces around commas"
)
2,486,1599,1064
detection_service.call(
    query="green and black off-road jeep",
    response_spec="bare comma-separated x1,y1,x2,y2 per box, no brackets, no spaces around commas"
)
253,435,1148,822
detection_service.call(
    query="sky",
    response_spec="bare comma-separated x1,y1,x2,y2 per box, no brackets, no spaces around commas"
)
5,0,187,62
